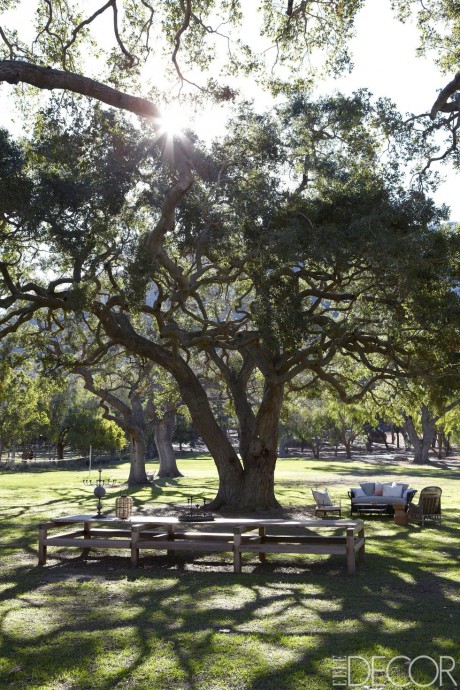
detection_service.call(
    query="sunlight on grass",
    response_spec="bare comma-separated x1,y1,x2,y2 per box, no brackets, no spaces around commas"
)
1,455,460,689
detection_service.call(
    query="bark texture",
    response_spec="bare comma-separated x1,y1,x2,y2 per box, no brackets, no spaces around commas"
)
154,411,183,478
404,406,435,465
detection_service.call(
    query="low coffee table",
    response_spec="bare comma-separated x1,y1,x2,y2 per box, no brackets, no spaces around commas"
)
355,504,389,515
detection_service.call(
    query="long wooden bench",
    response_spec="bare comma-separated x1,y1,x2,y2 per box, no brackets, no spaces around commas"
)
38,515,365,575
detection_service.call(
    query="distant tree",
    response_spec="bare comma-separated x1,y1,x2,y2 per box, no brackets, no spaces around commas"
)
325,399,370,460
73,359,184,482
0,340,48,466
281,397,335,459
65,400,126,457
364,379,460,465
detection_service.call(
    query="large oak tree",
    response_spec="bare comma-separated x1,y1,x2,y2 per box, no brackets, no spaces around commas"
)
1,1,460,509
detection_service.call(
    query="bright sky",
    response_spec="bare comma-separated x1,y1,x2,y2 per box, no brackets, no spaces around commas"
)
298,0,458,220
184,0,460,220
0,0,458,219
324,0,460,221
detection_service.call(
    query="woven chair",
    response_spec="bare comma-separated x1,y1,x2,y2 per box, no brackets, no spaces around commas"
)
408,486,442,526
311,488,342,518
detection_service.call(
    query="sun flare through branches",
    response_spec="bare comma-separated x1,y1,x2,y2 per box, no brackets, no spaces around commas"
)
156,104,188,139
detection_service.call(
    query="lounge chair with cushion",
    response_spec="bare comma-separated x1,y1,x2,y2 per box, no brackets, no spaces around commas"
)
311,488,342,518
408,486,442,526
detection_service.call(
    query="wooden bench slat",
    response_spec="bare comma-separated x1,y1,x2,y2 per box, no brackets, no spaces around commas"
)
137,539,233,552
239,543,348,555
44,537,131,548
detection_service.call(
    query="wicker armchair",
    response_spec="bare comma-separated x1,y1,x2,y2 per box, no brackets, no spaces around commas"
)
408,486,442,526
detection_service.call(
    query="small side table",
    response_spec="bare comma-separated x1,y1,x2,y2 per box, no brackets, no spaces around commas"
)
393,504,408,526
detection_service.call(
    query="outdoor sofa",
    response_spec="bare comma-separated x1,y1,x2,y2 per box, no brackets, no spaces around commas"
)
348,481,417,516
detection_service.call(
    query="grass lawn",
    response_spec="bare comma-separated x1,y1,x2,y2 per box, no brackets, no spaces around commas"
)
0,454,459,690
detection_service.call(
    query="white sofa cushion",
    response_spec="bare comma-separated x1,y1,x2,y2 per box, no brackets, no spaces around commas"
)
383,483,404,498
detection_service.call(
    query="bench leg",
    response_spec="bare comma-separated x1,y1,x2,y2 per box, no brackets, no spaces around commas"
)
358,527,365,563
131,529,139,568
346,528,356,575
166,524,175,557
38,525,47,565
82,521,91,559
258,527,266,562
233,529,242,573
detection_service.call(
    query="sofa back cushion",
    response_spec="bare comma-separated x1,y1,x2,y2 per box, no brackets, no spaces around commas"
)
360,482,375,496
382,483,404,497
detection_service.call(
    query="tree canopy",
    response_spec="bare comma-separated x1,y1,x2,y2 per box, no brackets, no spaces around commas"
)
1,1,460,508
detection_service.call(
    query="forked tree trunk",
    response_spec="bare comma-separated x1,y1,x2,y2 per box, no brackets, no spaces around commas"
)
96,308,283,511
227,379,284,512
128,431,148,485
7,439,16,468
404,406,436,465
311,438,321,459
155,412,183,477
437,430,444,459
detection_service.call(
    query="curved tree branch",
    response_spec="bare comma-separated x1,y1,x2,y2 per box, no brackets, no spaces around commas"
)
0,60,162,121
430,71,460,119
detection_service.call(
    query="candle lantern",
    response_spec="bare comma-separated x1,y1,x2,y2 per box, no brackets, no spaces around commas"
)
115,494,133,519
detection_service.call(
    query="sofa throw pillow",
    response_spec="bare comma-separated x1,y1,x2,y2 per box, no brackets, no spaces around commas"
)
352,488,366,497
382,484,403,498
391,482,406,497
312,489,333,506
374,483,384,496
360,482,375,496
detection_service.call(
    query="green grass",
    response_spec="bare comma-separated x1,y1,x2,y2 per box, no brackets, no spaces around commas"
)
1,455,459,689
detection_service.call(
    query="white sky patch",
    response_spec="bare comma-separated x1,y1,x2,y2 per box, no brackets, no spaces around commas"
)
0,0,458,218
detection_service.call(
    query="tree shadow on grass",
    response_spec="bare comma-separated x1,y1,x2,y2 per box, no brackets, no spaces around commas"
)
310,461,460,483
1,515,460,690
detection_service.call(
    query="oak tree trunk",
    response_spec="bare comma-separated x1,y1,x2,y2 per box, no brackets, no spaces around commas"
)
128,431,148,485
155,413,183,477
95,308,284,511
7,439,17,468
404,406,435,465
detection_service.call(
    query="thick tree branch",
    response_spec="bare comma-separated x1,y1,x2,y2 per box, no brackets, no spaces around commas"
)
431,71,460,119
74,365,133,423
0,60,161,121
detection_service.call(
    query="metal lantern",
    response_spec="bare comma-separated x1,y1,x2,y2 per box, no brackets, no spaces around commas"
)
115,494,133,519
93,467,107,517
